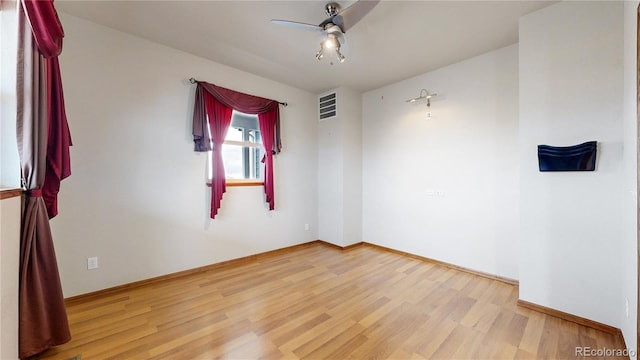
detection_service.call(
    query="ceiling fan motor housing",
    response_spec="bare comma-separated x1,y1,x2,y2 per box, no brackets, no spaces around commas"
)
325,3,340,17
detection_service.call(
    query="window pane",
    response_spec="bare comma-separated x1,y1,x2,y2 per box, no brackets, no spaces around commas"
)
227,111,259,142
248,129,262,144
218,111,263,180
250,146,264,180
221,144,264,180
225,127,244,142
221,144,244,179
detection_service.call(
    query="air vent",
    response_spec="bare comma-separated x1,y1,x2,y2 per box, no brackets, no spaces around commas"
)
319,92,337,120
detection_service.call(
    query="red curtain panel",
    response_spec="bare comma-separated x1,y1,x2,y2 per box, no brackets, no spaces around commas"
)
204,92,233,219
258,107,278,210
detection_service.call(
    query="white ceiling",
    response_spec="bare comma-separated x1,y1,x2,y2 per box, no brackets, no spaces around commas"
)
56,0,555,94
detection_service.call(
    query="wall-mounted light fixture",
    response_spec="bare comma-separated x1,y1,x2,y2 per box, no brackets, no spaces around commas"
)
406,89,437,119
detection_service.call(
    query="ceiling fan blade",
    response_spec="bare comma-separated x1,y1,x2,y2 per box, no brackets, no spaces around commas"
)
338,0,380,32
271,19,323,32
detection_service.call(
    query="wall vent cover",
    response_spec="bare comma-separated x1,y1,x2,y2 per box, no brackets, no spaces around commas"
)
319,92,337,120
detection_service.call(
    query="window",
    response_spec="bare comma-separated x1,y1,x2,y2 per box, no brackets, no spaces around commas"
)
193,83,280,217
208,111,264,185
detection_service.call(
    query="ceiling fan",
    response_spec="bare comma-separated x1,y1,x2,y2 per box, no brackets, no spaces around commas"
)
271,1,379,63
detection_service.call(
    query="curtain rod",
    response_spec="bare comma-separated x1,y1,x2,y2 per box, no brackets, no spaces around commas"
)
189,78,288,107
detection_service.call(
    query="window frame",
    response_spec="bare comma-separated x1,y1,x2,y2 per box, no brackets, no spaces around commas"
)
207,112,265,187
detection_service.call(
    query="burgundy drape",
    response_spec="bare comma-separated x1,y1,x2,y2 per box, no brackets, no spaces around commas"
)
17,0,72,358
204,92,233,219
43,56,72,218
21,0,72,218
192,81,283,218
258,108,278,210
192,84,209,152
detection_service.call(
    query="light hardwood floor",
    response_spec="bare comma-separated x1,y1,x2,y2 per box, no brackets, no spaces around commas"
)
38,242,628,359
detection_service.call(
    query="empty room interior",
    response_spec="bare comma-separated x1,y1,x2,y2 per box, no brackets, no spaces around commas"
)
1,0,640,359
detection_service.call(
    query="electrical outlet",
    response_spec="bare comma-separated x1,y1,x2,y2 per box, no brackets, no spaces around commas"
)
304,224,310,231
87,256,98,270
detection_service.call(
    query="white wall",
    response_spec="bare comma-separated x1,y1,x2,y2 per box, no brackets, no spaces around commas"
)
362,44,520,280
54,14,319,297
0,196,20,360
317,87,362,247
318,96,344,245
519,1,625,329
621,1,638,355
341,87,363,246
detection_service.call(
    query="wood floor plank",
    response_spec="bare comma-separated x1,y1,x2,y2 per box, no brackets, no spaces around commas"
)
301,322,366,359
290,318,359,358
277,313,353,357
460,300,502,333
519,309,547,354
353,311,430,360
431,324,475,359
38,243,629,360
536,315,561,359
414,317,459,358
270,312,331,347
450,326,489,359
148,318,253,359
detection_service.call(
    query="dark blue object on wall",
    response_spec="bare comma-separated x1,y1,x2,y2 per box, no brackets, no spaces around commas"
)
537,141,597,172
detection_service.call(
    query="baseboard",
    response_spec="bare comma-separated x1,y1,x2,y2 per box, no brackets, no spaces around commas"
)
316,240,364,251
343,242,365,250
65,240,324,305
359,242,518,286
517,299,621,336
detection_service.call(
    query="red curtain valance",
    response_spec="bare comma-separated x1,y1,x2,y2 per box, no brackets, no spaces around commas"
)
200,82,278,114
192,82,281,154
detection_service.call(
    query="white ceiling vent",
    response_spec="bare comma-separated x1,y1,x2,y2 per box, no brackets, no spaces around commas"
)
319,92,337,120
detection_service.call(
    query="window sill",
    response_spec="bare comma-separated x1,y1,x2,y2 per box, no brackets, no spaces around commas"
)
207,179,264,187
0,188,22,200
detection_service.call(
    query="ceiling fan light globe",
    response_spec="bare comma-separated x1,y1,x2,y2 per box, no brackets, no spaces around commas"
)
324,34,338,49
